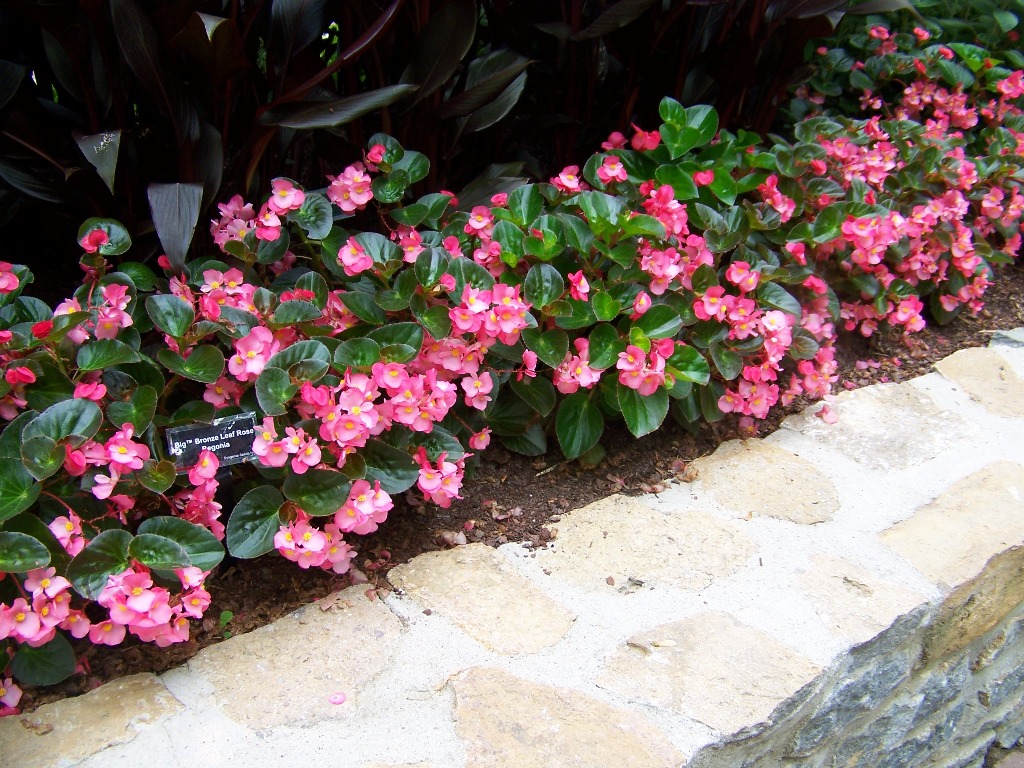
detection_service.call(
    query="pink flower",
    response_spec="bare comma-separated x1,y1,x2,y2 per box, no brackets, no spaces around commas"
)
0,677,22,709
601,131,627,150
466,206,494,232
338,237,373,276
268,178,305,214
89,620,126,645
327,163,374,212
551,165,585,193
597,156,628,185
80,228,109,253
568,271,590,301
105,424,151,470
461,372,494,411
631,125,661,151
469,428,491,451
693,170,714,186
188,450,219,486
631,291,652,319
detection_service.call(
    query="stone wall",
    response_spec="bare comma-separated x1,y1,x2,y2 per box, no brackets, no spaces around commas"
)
689,547,1024,768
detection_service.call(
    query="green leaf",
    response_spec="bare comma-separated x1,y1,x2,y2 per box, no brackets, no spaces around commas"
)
256,366,296,416
67,529,132,599
524,263,565,308
271,300,322,326
107,385,158,432
0,411,37,460
415,248,451,289
226,486,284,559
506,184,543,226
591,292,621,321
618,384,669,437
294,192,333,239
265,340,331,374
993,10,1019,32
447,258,496,298
635,305,682,339
77,218,131,256
361,439,418,494
340,292,388,325
128,533,191,570
157,346,225,384
10,633,76,686
146,294,195,337
654,165,699,200
709,342,743,380
667,346,711,385
789,328,821,360
138,459,177,494
20,435,64,481
588,323,624,369
283,469,352,517
486,391,535,436
510,375,557,416
411,299,453,340
757,282,802,318
0,531,50,571
556,391,604,460
23,399,102,446
578,191,624,234
409,424,466,461
77,339,141,371
811,203,846,243
391,150,430,184
499,422,547,456
137,516,224,572
333,338,382,369
368,323,424,351
521,327,569,369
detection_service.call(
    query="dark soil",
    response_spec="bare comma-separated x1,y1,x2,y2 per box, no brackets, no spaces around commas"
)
16,262,1024,714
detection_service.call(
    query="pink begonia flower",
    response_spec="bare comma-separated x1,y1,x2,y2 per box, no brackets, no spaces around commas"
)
693,170,715,186
267,178,305,214
338,237,373,276
80,228,109,253
327,163,374,212
597,156,628,185
89,620,127,645
466,206,494,232
0,262,20,294
106,423,151,470
24,568,71,599
551,165,585,193
568,271,590,301
601,131,627,150
254,203,282,241
461,372,494,411
0,677,22,708
366,143,386,166
469,428,491,451
517,350,538,381
31,319,53,339
0,598,40,640
631,125,661,151
631,291,652,319
816,404,839,424
490,192,508,207
61,609,92,639
188,450,220,486
320,524,356,574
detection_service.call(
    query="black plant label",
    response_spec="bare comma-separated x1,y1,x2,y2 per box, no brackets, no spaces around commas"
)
166,412,258,471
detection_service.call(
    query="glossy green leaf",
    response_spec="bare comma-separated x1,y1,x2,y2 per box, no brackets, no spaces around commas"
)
618,383,669,437
510,374,557,416
408,424,465,461
138,459,177,494
415,248,451,289
635,305,682,339
588,323,624,369
10,633,76,686
283,469,352,517
556,391,604,460
757,282,802,318
137,516,224,572
294,192,333,239
368,323,424,351
0,531,50,572
226,486,284,559
667,346,711,384
77,339,141,371
591,292,620,322
77,218,131,256
256,366,296,416
157,346,225,384
524,263,565,308
709,342,743,380
146,294,195,337
521,327,569,369
654,165,699,200
128,533,191,570
272,300,321,325
339,292,387,325
20,435,64,481
67,529,132,599
361,439,418,494
333,338,381,369
401,0,476,102
23,399,102,446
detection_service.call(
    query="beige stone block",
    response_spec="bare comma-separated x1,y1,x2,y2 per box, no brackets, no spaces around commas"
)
0,673,181,768
389,543,575,655
782,381,967,470
880,461,1024,588
799,555,927,643
536,495,755,592
925,546,1024,661
693,440,838,524
597,612,821,734
935,346,1024,417
186,585,401,729
361,763,435,768
452,666,686,768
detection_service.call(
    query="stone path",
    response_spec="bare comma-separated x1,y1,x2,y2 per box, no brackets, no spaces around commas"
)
3,330,1024,768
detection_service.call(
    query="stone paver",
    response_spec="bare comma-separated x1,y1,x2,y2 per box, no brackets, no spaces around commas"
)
182,585,402,729
535,494,756,592
693,439,838,524
934,346,1024,417
781,381,967,470
598,612,821,734
452,666,686,768
0,674,181,768
880,461,1024,588
388,543,575,655
799,555,928,644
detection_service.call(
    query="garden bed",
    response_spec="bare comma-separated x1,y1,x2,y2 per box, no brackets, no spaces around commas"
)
17,261,1024,714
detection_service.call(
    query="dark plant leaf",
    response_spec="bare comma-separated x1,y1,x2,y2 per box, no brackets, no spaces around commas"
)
148,183,203,274
73,131,120,195
461,71,527,134
272,0,329,62
0,531,50,571
436,51,531,119
261,84,419,129
402,0,477,102
10,634,76,686
0,59,26,113
572,0,658,40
